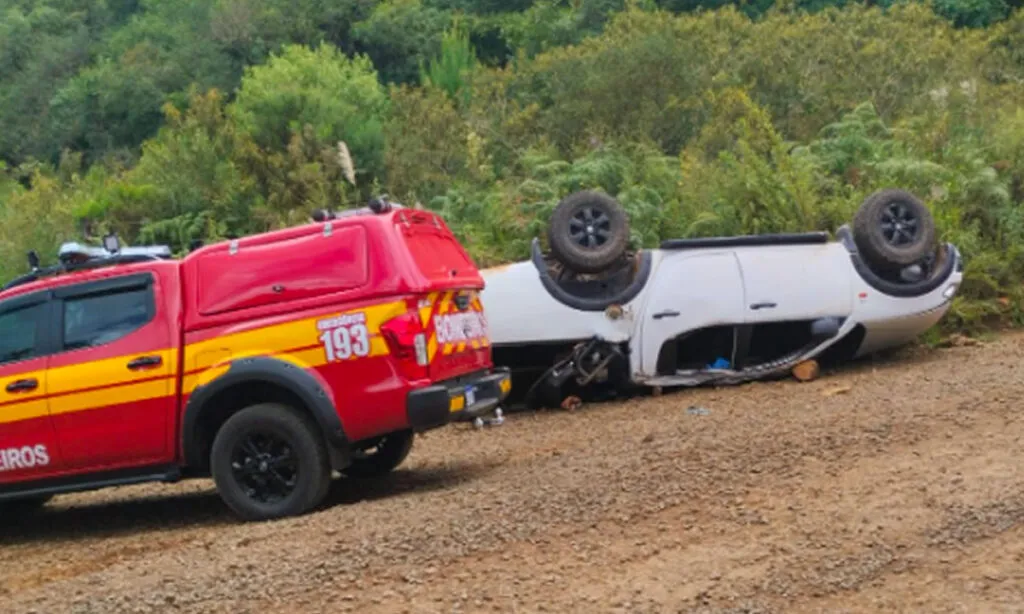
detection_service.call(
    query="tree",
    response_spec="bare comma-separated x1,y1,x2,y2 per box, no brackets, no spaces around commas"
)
352,0,452,84
230,43,390,183
420,19,479,108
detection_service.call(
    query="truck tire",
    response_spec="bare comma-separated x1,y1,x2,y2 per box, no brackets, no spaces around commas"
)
548,191,630,274
342,430,414,479
210,403,331,521
852,189,937,274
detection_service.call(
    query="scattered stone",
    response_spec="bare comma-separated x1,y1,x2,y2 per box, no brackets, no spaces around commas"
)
822,384,853,397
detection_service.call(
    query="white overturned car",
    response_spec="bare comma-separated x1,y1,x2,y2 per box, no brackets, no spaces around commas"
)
480,189,962,407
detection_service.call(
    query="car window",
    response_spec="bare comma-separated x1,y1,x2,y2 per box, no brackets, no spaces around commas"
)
0,304,44,365
63,287,154,351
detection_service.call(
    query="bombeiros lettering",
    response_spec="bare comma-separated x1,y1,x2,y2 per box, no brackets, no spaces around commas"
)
0,444,50,472
435,311,488,345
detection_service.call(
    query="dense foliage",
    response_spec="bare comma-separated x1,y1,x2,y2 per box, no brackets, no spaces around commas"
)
3,0,1024,337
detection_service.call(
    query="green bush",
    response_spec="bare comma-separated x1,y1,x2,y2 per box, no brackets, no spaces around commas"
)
231,43,390,180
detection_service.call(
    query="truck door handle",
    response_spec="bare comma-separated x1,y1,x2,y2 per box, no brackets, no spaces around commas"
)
653,310,680,320
127,355,162,370
750,302,777,310
6,378,38,393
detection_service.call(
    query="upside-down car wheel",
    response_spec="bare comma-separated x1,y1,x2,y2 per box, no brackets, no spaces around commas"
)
852,188,937,275
547,190,631,274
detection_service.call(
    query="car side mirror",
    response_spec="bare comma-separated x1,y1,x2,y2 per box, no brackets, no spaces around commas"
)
809,317,841,343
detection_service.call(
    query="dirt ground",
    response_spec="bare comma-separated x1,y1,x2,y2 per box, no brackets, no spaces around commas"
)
2,332,1024,614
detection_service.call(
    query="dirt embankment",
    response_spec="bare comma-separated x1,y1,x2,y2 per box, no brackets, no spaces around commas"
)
2,333,1023,613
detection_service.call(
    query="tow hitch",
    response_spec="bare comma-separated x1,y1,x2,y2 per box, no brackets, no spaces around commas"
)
473,408,505,428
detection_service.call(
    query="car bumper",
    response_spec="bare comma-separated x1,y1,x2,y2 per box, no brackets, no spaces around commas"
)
854,300,955,358
406,367,512,432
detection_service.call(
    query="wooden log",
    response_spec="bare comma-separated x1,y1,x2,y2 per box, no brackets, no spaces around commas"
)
792,359,820,382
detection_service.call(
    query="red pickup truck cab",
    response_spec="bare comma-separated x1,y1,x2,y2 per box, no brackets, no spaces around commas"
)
0,204,510,521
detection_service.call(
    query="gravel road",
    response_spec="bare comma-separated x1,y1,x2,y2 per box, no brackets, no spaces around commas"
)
2,332,1023,614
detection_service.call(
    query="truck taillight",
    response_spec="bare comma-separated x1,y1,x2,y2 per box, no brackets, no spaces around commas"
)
381,311,429,377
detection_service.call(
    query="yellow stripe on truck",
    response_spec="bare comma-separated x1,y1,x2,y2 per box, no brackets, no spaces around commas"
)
50,378,171,417
46,349,178,397
183,303,400,394
0,370,47,408
0,398,49,424
187,300,405,372
0,300,407,426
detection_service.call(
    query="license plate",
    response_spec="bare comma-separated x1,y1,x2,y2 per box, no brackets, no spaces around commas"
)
465,385,476,407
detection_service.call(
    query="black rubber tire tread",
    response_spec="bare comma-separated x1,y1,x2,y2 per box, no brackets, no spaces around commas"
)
210,403,331,522
852,189,937,273
547,190,630,274
342,430,415,479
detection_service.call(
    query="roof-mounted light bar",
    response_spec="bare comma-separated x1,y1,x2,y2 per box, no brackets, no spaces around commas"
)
310,195,405,223
3,235,175,291
57,241,172,265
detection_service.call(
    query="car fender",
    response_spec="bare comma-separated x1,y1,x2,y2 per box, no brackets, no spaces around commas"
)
480,258,638,347
180,356,347,469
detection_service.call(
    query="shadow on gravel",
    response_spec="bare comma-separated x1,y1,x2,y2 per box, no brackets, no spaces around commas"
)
325,459,501,508
0,461,499,546
0,489,230,546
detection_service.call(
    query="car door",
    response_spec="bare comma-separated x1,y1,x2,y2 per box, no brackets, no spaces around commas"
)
0,291,62,483
734,245,853,323
636,251,746,377
47,272,178,471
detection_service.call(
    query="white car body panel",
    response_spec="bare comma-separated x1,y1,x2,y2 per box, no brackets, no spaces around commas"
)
846,274,957,357
633,250,746,377
478,260,634,345
480,234,962,391
733,244,854,323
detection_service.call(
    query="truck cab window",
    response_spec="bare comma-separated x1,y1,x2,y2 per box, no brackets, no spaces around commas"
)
63,288,154,350
0,304,43,365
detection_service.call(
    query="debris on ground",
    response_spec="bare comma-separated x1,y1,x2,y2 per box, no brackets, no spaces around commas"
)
792,359,820,382
686,406,711,416
939,333,982,348
561,395,583,411
822,384,853,397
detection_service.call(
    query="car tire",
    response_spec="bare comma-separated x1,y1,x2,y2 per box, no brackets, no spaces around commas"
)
210,403,331,522
342,430,414,479
548,190,630,274
852,189,937,274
